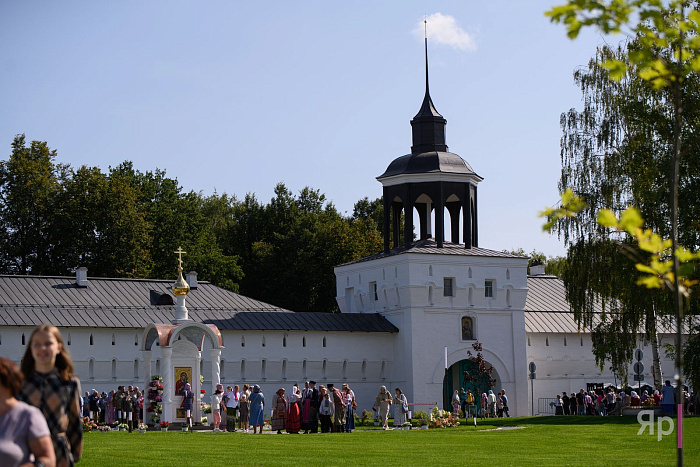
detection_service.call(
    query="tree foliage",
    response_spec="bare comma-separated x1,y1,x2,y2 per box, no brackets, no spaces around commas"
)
546,1,700,388
0,137,383,311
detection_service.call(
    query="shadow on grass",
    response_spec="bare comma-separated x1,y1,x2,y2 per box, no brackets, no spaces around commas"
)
480,415,643,427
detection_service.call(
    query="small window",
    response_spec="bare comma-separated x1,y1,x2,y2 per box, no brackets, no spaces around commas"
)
282,360,287,380
283,335,287,347
323,336,327,348
134,359,139,380
527,337,531,346
546,336,549,346
112,334,115,345
240,360,246,380
361,360,367,381
444,277,454,297
261,359,266,380
67,333,71,346
322,359,327,380
564,336,568,346
221,359,226,381
302,359,307,379
155,359,161,375
90,334,94,345
484,280,494,298
580,336,584,346
111,359,117,380
88,358,94,380
241,336,245,347
506,269,510,280
22,333,25,345
262,336,265,347
369,282,378,301
468,267,472,278
303,336,306,347
342,360,347,380
380,360,386,380
134,334,139,346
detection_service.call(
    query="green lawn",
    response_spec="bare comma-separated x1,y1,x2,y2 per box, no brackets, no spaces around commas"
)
81,416,699,466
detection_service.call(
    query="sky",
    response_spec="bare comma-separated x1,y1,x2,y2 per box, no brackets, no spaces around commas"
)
0,1,615,258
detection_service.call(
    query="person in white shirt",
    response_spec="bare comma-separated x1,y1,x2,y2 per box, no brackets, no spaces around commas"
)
225,385,240,432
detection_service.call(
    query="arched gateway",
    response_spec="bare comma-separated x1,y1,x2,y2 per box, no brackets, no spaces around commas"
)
442,359,501,414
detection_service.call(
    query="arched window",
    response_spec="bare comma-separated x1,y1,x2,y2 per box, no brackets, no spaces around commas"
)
546,336,550,346
282,360,287,381
361,360,367,381
468,287,473,306
380,360,386,380
241,336,245,347
322,336,327,348
506,289,511,307
88,358,94,380
283,335,287,347
112,333,115,345
133,359,139,380
429,265,433,276
303,336,306,348
468,267,472,279
111,359,117,380
302,359,307,379
342,360,347,380
461,317,474,340
67,333,71,345
134,334,139,346
22,333,25,345
261,359,266,380
90,334,94,345
240,360,246,380
155,359,161,375
262,336,266,347
322,359,327,380
506,269,510,280
564,336,568,346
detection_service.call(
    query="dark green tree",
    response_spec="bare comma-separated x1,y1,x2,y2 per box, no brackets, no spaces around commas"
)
0,135,64,274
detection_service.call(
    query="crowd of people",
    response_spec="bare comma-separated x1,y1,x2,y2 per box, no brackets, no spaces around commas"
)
80,386,144,431
553,381,700,416
452,388,510,419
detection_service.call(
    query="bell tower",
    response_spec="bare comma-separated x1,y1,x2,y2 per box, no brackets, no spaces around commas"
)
377,29,482,253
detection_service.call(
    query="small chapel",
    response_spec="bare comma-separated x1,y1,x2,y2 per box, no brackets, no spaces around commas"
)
0,38,684,422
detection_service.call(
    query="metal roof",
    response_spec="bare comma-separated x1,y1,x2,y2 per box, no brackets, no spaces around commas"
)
524,275,692,334
0,275,285,311
339,239,526,266
0,275,398,333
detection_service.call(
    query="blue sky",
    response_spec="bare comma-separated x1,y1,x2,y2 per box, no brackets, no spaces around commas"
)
0,1,613,258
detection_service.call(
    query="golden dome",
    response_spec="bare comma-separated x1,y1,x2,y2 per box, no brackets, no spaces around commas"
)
173,271,190,296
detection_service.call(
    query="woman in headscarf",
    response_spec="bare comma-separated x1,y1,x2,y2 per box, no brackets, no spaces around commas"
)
451,389,460,417
106,390,115,424
374,386,393,430
238,384,250,432
343,384,356,433
393,387,408,428
271,388,287,434
181,382,194,431
285,385,301,434
18,324,82,466
248,385,265,434
480,393,488,419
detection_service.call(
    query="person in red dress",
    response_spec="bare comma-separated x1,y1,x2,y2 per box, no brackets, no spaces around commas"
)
285,384,302,434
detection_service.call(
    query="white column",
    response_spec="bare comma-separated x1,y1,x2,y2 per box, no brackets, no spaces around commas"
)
194,351,202,423
210,348,221,427
141,350,152,424
162,348,173,423
426,201,433,237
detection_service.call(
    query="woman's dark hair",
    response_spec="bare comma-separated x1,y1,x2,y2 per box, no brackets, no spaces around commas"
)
20,324,75,381
395,387,403,394
0,357,24,396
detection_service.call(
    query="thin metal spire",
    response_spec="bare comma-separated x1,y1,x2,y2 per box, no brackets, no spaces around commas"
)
424,18,429,96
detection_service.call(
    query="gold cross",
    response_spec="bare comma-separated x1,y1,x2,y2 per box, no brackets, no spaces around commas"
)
174,247,186,270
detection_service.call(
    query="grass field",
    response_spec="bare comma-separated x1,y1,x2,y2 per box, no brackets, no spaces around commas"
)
81,416,699,466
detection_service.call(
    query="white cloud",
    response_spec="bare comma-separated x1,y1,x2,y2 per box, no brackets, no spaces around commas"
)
414,13,476,52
